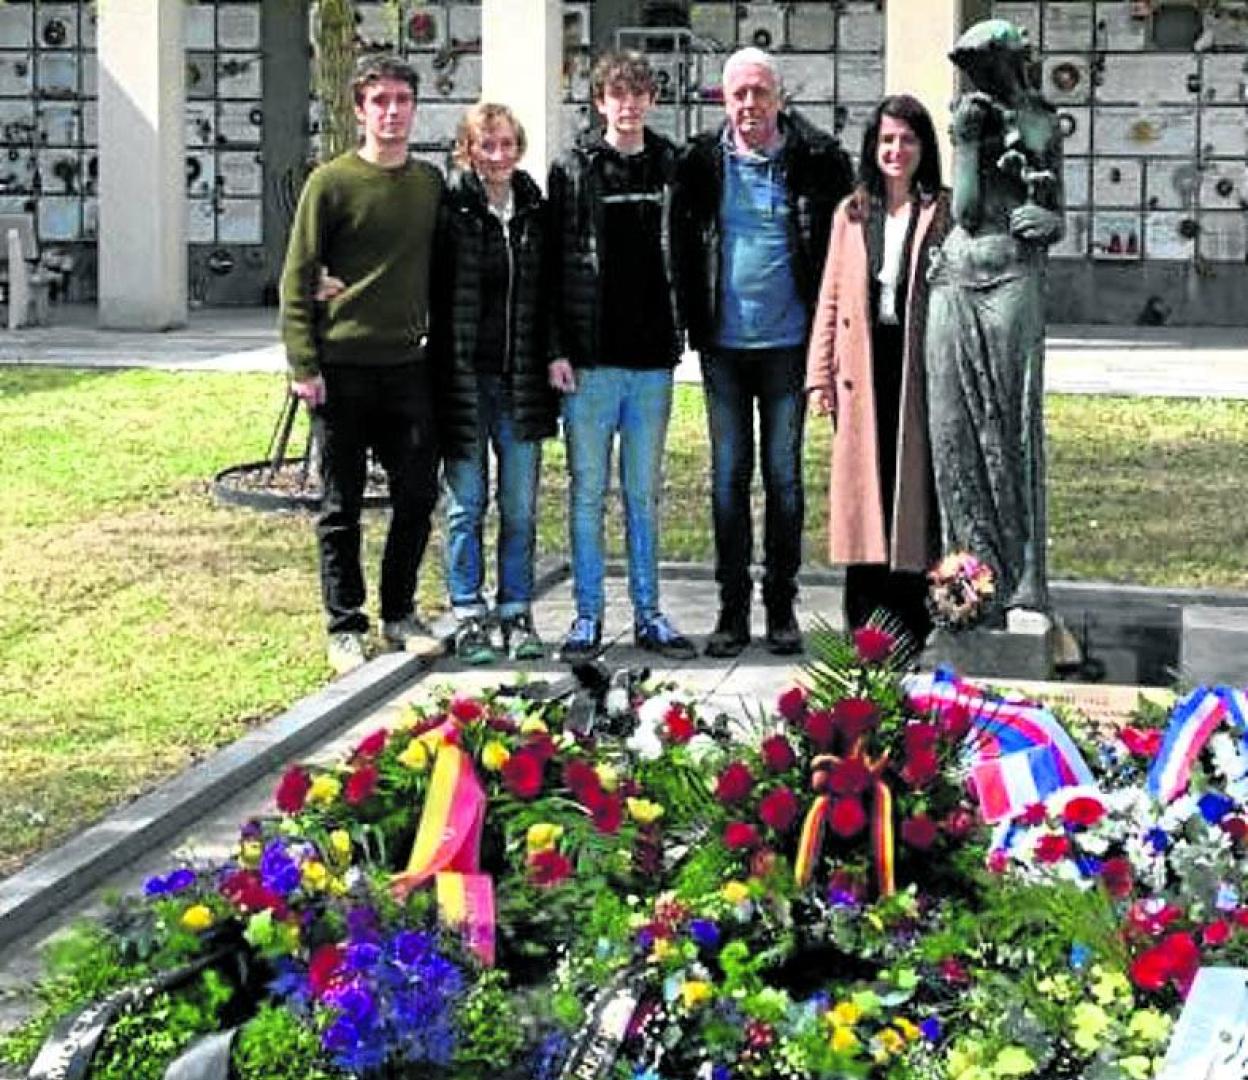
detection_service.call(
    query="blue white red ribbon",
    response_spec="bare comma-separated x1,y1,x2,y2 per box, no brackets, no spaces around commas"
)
971,744,1065,824
1146,686,1248,805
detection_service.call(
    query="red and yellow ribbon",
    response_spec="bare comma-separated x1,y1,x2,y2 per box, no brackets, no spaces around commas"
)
794,795,830,887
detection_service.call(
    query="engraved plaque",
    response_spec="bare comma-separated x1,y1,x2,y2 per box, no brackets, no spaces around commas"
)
1093,157,1143,207
1098,54,1196,105
787,4,836,51
690,2,736,48
1063,156,1089,207
837,53,882,103
82,100,96,145
1145,210,1195,260
218,151,262,196
413,101,459,144
1210,10,1248,49
1095,2,1149,50
1157,968,1248,1079
447,4,482,48
737,4,786,52
81,8,97,49
185,4,215,51
356,3,400,50
794,103,839,140
777,54,834,102
563,4,591,48
218,198,262,244
404,5,446,51
1057,107,1089,155
185,151,215,199
838,1,884,51
38,149,80,194
81,53,96,97
186,52,216,100
0,153,36,195
1096,106,1196,156
647,105,681,141
38,5,78,50
34,53,77,99
39,103,78,147
1199,55,1248,104
218,5,261,50
1147,160,1201,210
1200,163,1247,210
1044,55,1091,105
0,3,33,47
217,101,262,146
38,196,80,240
187,198,215,243
0,101,36,146
994,3,1041,44
0,54,33,98
1199,211,1247,262
217,54,261,99
1045,3,1095,50
1091,210,1143,259
412,53,481,100
1051,209,1089,258
1200,106,1245,158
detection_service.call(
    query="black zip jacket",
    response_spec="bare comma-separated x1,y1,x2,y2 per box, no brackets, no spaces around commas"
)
546,126,682,368
671,110,854,352
432,167,557,455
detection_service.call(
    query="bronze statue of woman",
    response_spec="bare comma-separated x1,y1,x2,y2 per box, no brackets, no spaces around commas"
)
925,19,1064,622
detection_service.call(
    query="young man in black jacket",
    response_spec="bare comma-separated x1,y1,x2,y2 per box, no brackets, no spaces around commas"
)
672,47,853,658
547,51,696,662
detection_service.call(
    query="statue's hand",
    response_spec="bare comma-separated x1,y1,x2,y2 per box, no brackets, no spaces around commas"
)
1009,203,1064,244
951,92,996,141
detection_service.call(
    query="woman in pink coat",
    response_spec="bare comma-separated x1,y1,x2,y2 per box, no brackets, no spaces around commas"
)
805,95,950,648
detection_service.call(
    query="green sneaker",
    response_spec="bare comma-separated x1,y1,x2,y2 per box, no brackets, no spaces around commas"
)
326,631,367,675
381,615,445,659
454,617,496,665
501,612,544,661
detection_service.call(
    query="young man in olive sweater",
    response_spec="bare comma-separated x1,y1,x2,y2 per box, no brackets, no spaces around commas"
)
281,56,444,674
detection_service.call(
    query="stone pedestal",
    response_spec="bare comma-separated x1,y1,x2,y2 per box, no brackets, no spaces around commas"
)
1181,606,1248,686
922,610,1057,681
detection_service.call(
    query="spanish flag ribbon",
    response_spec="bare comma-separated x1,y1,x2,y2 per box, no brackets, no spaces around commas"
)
872,779,896,898
794,795,830,888
393,743,496,966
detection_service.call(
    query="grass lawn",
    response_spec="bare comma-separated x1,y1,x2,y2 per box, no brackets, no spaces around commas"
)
1,366,1246,876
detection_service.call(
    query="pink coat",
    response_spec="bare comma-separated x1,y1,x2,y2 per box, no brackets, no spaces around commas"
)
805,190,949,571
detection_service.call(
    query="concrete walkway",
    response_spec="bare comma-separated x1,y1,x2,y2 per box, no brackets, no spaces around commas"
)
2,304,1247,399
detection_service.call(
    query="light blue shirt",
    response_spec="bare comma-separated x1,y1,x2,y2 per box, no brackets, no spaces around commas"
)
716,141,806,350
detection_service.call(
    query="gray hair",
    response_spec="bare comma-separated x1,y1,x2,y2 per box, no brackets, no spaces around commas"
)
722,47,783,92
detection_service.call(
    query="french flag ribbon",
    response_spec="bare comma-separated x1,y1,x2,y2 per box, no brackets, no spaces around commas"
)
1146,686,1248,805
970,744,1065,824
904,666,1095,787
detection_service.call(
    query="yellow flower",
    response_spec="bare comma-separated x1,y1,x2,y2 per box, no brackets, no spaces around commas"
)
328,875,350,897
993,1046,1037,1076
1091,967,1131,1005
1070,1001,1111,1052
627,797,665,825
829,1000,863,1028
722,880,750,905
830,1026,859,1053
893,1017,920,1042
680,980,712,1009
1127,1008,1171,1047
877,1028,904,1055
398,739,432,771
1119,1056,1152,1080
526,823,563,853
239,840,262,867
650,938,675,962
520,717,548,735
307,775,341,806
329,829,352,863
180,905,214,933
301,860,329,892
595,763,620,792
480,741,511,772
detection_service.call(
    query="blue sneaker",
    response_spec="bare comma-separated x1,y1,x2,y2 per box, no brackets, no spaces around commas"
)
557,616,601,662
635,612,697,661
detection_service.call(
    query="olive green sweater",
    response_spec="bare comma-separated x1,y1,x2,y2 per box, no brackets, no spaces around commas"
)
280,151,443,378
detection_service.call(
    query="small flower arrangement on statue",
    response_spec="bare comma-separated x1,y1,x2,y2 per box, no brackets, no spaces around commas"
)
927,551,995,631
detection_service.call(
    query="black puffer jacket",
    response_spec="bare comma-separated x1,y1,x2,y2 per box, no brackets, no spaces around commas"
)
671,110,854,352
546,127,681,367
432,167,557,455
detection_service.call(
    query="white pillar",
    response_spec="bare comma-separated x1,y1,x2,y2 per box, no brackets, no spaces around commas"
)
886,0,963,184
481,0,562,185
97,0,185,329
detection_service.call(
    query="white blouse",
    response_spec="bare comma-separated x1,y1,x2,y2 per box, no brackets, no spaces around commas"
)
877,208,910,325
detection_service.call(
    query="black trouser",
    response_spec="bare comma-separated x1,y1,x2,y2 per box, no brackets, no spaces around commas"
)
843,322,932,648
313,364,439,634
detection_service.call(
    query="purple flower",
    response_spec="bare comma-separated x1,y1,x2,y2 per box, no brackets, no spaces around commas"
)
689,919,721,951
345,941,382,973
165,867,197,892
636,926,656,952
259,840,300,895
347,905,381,943
712,1066,733,1080
1200,792,1235,825
1145,827,1170,854
920,1016,942,1042
325,980,378,1027
391,929,433,967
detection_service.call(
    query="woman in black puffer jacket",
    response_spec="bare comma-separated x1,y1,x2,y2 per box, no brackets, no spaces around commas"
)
432,102,557,663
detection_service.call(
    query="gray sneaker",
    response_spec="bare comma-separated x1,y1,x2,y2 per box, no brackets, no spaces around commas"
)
501,612,544,661
454,616,496,665
381,615,445,658
326,631,367,675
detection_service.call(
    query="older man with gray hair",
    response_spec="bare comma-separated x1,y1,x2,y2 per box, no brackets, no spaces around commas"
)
672,47,852,657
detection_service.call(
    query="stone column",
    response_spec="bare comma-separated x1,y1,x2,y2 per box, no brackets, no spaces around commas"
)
481,0,563,185
97,0,185,329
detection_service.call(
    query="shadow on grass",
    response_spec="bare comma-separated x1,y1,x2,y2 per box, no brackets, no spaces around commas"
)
0,366,124,401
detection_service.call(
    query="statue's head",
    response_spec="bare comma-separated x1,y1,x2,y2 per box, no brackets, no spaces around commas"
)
949,19,1031,96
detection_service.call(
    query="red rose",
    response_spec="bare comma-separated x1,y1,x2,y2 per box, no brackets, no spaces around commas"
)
591,792,623,835
344,764,379,805
903,722,939,754
803,709,837,748
1234,908,1248,929
986,848,1009,874
1100,857,1134,899
777,686,808,722
1131,932,1200,995
940,703,972,742
901,814,939,851
758,787,799,832
528,848,573,886
308,944,345,998
274,766,311,814
664,704,696,744
1062,796,1106,828
760,735,797,773
1019,802,1048,826
828,757,872,796
832,698,879,742
563,759,601,802
525,732,557,762
942,806,976,840
450,694,485,723
724,821,760,850
901,749,940,788
829,796,866,838
353,728,389,760
1129,946,1170,992
220,870,287,917
852,626,895,664
1034,834,1071,863
502,749,544,799
715,762,755,805
1120,726,1163,758
1223,816,1248,842
1204,920,1232,947
938,956,970,985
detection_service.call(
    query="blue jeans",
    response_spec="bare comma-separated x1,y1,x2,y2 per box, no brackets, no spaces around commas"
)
562,366,673,622
701,346,807,612
443,374,541,620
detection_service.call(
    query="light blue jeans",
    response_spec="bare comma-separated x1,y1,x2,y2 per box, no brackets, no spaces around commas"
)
443,374,541,621
562,366,673,622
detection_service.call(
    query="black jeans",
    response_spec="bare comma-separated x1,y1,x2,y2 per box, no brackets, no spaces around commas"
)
700,346,807,614
313,364,439,634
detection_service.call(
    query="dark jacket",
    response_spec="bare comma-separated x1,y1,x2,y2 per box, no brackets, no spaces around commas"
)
546,126,682,368
671,110,854,352
432,167,557,455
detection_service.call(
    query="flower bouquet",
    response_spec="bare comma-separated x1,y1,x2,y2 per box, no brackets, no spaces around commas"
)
927,551,995,631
